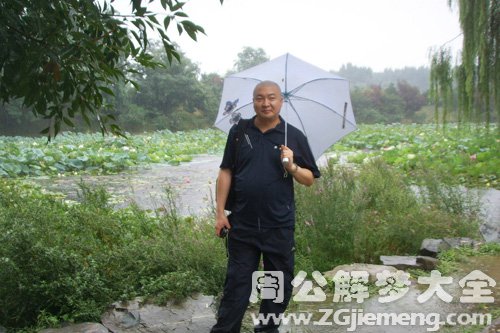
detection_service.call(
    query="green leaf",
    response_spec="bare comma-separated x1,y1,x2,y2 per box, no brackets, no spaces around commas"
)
54,120,61,137
98,86,115,96
147,15,159,25
63,117,75,127
171,2,185,11
0,0,210,139
131,30,142,46
82,111,91,127
163,16,171,30
106,114,117,121
181,20,203,40
129,80,140,90
146,20,155,30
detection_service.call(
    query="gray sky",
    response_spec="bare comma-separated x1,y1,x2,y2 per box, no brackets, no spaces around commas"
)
169,0,463,74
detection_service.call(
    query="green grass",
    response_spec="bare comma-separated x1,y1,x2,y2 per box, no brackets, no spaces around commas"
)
0,160,488,331
0,180,227,331
434,243,500,333
294,159,483,273
436,242,500,276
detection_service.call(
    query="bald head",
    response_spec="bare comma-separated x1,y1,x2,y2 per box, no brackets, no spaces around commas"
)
253,80,282,98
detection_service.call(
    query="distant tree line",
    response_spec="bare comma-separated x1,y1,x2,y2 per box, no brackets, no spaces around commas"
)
333,63,429,124
0,45,431,136
336,63,430,92
350,81,428,124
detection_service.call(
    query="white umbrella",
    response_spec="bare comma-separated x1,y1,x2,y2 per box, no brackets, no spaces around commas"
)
214,53,357,161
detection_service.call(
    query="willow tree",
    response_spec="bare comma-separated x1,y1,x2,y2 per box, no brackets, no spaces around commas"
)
430,0,499,128
430,49,453,126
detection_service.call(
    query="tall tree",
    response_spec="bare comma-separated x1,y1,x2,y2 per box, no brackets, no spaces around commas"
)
200,72,224,123
127,43,209,131
337,63,374,86
430,0,498,128
0,0,221,138
430,49,454,126
232,47,270,73
397,80,427,117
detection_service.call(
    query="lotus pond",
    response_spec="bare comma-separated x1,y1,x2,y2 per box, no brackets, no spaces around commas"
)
0,123,498,189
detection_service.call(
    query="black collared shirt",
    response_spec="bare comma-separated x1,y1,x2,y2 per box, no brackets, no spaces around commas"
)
220,116,320,228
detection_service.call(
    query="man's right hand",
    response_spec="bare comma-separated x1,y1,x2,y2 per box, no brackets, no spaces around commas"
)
215,212,231,237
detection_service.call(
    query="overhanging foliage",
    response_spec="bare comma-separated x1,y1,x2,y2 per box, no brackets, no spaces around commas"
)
0,0,222,138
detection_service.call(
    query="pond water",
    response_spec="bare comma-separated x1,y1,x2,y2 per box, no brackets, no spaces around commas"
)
30,154,221,217
27,154,499,242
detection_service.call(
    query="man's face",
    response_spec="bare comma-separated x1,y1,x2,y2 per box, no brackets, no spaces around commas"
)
253,84,283,121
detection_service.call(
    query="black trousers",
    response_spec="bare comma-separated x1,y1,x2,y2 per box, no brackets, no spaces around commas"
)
211,224,295,333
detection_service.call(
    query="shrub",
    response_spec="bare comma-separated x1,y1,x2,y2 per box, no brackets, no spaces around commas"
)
0,158,486,331
294,159,482,272
0,180,226,330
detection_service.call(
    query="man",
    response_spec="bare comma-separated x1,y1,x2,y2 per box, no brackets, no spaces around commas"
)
212,80,320,333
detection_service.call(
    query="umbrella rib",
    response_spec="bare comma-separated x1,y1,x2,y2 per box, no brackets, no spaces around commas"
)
289,96,357,129
287,100,308,138
288,77,348,95
228,76,262,83
285,53,289,94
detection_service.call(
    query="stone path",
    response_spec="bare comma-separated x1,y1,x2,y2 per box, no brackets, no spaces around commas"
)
37,255,500,333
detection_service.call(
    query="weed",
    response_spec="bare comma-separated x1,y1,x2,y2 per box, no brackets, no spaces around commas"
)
0,179,226,331
295,160,482,273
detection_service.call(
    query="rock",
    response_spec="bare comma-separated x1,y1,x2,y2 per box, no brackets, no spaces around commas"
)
419,238,449,257
420,237,482,257
380,256,420,270
416,255,440,270
480,222,500,243
443,237,481,249
323,263,397,283
379,255,440,271
38,322,109,333
101,294,216,333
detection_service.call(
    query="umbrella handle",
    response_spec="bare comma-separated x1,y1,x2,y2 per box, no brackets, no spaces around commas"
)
282,157,290,165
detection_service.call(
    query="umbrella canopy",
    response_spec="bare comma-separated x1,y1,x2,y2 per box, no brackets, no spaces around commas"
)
214,53,356,160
